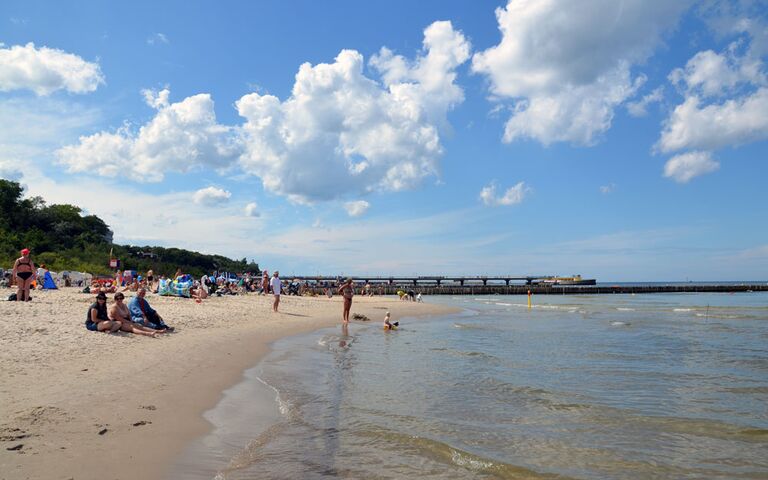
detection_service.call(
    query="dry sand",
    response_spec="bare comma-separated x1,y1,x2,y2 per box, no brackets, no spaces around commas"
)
0,287,456,480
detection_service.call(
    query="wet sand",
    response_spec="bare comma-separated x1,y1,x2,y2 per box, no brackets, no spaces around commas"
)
0,287,455,479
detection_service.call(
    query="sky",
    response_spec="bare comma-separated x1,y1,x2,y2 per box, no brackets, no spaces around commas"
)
0,0,766,281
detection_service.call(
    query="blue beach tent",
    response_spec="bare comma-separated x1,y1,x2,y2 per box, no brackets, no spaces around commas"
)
42,271,57,289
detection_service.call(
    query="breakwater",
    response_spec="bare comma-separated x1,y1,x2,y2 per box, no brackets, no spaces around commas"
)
305,284,768,296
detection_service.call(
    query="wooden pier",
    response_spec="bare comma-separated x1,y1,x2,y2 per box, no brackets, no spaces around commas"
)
292,276,768,295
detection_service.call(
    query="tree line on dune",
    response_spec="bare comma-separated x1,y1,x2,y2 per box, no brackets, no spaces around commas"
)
0,179,259,277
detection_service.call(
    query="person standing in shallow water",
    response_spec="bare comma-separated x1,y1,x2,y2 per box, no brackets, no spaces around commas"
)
339,278,354,324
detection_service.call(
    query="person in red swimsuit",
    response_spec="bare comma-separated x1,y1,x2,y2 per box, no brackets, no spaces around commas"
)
12,248,36,302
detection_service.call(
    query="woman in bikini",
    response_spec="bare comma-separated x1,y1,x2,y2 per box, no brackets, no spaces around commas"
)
109,292,164,337
339,278,355,324
86,292,122,332
12,248,35,302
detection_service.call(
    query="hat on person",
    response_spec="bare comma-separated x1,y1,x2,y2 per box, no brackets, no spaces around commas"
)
20,248,30,255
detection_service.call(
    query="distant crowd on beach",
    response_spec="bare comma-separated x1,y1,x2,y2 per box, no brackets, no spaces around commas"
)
3,247,422,335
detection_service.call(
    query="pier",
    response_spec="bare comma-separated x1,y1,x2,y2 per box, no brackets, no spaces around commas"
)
290,275,768,295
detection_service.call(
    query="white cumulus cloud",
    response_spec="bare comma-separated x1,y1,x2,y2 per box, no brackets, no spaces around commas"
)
658,12,767,183
472,0,691,146
479,181,529,206
0,42,104,95
658,87,768,153
56,88,241,182
236,21,470,203
244,202,260,217
663,151,720,183
669,49,765,98
193,186,231,206
343,200,370,217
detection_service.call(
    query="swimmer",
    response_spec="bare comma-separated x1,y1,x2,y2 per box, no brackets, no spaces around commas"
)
383,311,399,330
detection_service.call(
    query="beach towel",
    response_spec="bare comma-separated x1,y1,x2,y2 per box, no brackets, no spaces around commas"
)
42,271,57,289
158,278,192,298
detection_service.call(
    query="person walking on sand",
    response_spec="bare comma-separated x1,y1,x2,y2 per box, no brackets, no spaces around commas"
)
339,278,354,324
12,248,36,301
270,271,282,312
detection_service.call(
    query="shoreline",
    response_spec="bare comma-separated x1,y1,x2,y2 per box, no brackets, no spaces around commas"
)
0,288,456,480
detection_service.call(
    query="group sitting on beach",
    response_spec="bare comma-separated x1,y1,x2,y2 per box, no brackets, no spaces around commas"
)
86,288,174,336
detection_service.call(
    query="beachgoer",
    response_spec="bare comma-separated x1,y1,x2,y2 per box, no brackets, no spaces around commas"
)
339,278,354,324
128,288,174,331
86,292,122,332
384,311,399,330
189,282,208,301
270,271,281,312
174,268,183,281
416,293,423,303
36,263,47,288
122,277,139,292
261,270,269,295
109,292,164,337
12,248,36,302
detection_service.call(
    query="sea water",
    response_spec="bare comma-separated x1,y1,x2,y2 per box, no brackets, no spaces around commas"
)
173,292,768,479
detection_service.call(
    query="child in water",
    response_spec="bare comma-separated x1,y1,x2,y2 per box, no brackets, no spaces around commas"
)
384,311,399,330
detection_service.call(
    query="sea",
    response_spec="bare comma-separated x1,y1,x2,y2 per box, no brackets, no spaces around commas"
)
172,291,768,479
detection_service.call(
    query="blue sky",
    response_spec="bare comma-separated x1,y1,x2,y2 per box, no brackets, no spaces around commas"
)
1,0,766,281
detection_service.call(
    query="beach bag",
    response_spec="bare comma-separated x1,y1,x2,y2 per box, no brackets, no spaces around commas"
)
7,293,16,301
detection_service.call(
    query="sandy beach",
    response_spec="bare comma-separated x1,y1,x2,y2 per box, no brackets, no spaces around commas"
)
0,288,455,480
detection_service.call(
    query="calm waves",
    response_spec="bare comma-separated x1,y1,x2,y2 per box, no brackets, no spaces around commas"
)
175,292,768,479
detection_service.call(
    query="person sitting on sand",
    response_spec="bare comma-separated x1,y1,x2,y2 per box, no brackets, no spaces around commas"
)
109,292,165,337
122,276,139,292
86,292,122,332
36,263,47,289
128,288,174,331
189,281,208,301
12,248,36,302
384,311,399,330
339,278,354,324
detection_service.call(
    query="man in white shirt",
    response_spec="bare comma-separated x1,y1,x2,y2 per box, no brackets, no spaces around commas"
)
270,271,282,312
